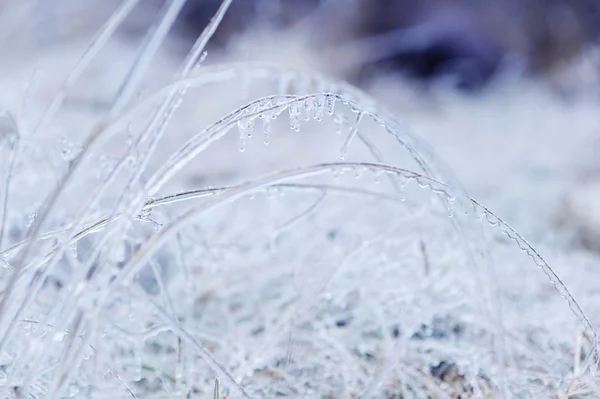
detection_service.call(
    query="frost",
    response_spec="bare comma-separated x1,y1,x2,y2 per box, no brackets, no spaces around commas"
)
0,0,598,398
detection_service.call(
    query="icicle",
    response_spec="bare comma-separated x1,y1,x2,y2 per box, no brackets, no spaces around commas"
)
326,94,336,115
262,118,271,145
288,101,301,131
447,199,454,218
340,112,363,160
246,117,255,138
314,95,325,121
237,119,247,152
28,211,37,227
303,97,313,121
398,174,409,201
354,167,363,179
332,113,344,134
213,378,220,399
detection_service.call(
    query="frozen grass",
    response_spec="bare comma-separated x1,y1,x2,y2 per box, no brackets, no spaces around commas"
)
0,1,599,398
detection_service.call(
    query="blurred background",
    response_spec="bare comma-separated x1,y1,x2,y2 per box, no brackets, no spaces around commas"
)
1,0,600,261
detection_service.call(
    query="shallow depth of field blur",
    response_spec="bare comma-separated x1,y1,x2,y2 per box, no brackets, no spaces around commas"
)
1,0,600,398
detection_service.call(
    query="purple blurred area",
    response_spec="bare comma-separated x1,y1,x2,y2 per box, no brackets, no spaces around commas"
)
176,0,600,89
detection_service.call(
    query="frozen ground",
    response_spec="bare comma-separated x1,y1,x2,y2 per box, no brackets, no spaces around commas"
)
1,1,600,398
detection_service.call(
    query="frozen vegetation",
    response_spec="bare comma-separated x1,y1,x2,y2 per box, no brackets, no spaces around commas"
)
1,0,600,398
